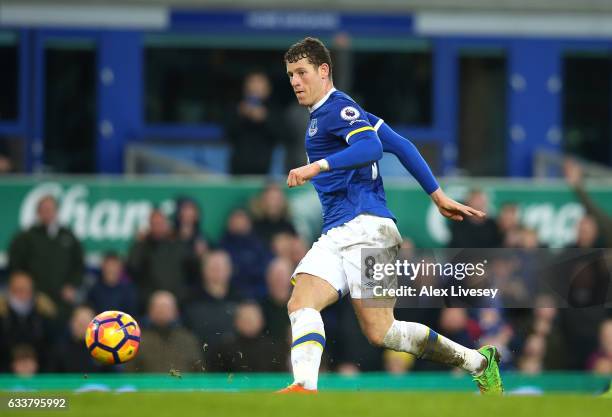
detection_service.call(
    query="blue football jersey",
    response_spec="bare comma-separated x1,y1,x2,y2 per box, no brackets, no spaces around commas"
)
305,88,396,233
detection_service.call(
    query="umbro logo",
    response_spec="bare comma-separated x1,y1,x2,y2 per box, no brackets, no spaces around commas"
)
308,118,318,136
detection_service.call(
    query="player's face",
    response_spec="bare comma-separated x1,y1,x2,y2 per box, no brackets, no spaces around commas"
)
286,58,327,107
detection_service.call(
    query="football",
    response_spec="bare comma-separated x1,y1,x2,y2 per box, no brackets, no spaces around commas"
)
85,311,141,365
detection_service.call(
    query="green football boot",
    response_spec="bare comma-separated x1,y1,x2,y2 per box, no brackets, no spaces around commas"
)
601,381,612,398
473,345,504,395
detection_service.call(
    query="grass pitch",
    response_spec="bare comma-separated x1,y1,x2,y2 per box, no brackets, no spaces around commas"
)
3,392,608,417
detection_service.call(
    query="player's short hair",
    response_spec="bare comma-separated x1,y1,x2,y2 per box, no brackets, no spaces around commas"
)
284,37,333,77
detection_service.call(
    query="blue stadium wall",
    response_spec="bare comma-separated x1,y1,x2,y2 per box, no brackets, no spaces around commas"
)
1,6,612,176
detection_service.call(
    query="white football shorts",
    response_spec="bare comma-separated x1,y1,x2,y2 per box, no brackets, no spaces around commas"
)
292,214,402,299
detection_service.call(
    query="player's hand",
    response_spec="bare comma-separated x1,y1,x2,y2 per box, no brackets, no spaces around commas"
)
430,188,486,221
287,163,321,188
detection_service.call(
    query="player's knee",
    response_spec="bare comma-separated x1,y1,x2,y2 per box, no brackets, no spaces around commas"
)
287,293,310,314
362,325,387,347
286,296,301,315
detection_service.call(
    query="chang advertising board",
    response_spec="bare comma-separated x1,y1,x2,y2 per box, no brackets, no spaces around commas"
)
0,178,610,262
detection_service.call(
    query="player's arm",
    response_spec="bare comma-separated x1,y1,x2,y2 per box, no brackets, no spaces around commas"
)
367,112,439,194
287,133,381,187
367,112,485,221
287,105,382,188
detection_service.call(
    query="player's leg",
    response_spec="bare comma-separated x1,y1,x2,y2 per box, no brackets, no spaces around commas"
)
339,215,498,390
351,300,503,394
283,272,341,391
351,300,486,372
288,272,339,313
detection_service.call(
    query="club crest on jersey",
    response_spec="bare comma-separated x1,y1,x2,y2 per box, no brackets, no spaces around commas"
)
340,106,360,121
308,118,318,136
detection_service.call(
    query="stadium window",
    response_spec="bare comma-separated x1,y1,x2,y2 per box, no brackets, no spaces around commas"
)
351,48,432,126
457,51,507,176
0,31,19,122
44,40,97,173
144,37,294,125
562,52,612,165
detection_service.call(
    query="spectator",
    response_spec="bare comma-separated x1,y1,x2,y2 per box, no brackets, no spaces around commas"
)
173,197,209,283
414,308,477,372
284,101,309,172
519,227,540,249
0,271,56,372
271,232,299,265
128,291,201,373
440,308,476,349
383,350,415,375
560,216,609,308
476,309,514,367
497,203,522,247
10,344,39,377
260,258,292,343
400,236,416,251
335,298,383,372
502,228,523,248
207,301,286,372
564,158,612,247
250,183,297,247
587,319,612,373
573,215,601,248
526,297,567,370
174,197,207,250
490,256,530,307
497,203,520,237
184,250,242,353
448,190,501,248
87,252,138,317
0,139,13,173
558,308,607,369
8,195,84,316
517,334,546,374
553,197,611,372
51,305,104,373
219,209,271,298
531,299,557,337
127,209,193,306
336,362,360,376
227,71,283,175
268,233,307,270
290,236,308,266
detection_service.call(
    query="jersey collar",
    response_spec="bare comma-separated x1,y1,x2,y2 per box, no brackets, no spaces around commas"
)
309,87,337,113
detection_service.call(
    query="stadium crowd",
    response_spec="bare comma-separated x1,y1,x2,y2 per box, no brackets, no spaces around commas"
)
1,166,611,377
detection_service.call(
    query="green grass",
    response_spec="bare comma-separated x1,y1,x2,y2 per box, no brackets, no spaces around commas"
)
2,392,609,417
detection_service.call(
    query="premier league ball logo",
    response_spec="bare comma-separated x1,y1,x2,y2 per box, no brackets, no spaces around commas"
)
340,106,360,121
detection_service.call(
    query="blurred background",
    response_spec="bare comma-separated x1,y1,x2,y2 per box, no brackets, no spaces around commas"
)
0,0,611,383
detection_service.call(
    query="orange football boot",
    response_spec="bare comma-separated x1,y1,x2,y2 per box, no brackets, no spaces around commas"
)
276,383,317,394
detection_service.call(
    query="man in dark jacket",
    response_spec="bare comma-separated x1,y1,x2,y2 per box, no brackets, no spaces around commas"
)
0,271,57,372
127,291,201,373
207,301,287,372
183,250,242,355
127,209,193,307
228,71,283,175
51,305,108,373
448,190,502,248
219,209,271,298
564,158,612,247
8,195,84,315
87,252,138,318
